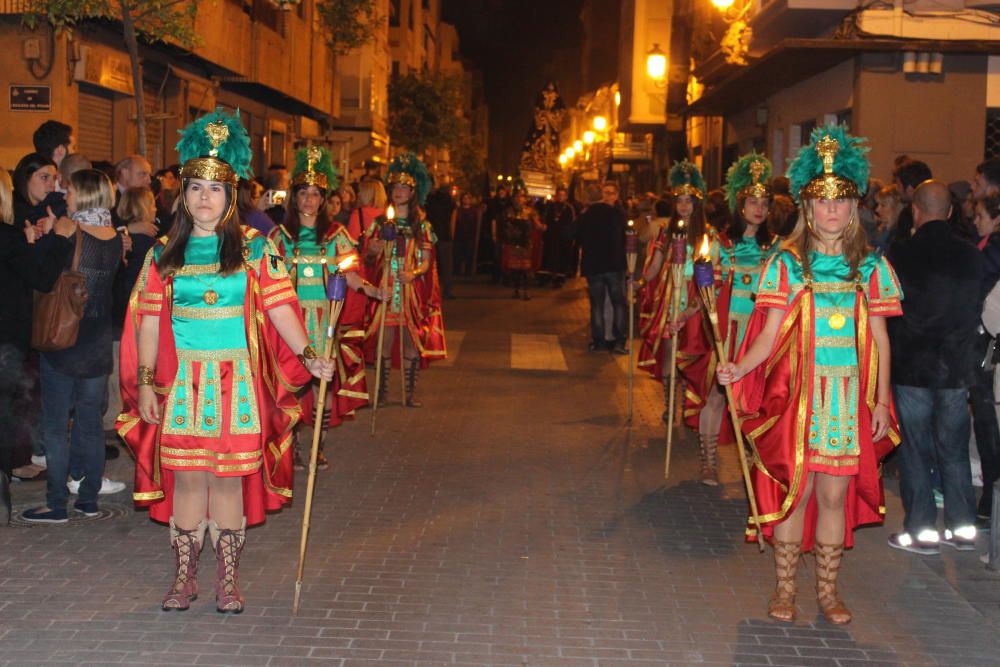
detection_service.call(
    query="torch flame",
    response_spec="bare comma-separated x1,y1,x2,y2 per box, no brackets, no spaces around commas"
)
698,234,711,260
678,218,685,229
627,219,634,228
337,255,356,272
385,205,395,221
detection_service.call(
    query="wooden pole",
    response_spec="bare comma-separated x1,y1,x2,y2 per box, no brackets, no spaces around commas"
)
664,263,683,480
369,240,393,437
293,297,346,614
698,283,765,552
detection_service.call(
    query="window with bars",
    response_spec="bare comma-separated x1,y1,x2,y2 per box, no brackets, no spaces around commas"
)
986,108,1000,161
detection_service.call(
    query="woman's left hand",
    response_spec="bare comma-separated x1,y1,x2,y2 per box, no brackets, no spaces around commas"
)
364,284,388,301
305,357,336,381
871,403,891,441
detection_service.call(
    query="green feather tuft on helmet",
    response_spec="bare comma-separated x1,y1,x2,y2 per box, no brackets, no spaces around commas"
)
786,125,870,203
725,152,772,213
386,152,434,206
176,108,253,185
292,145,340,192
669,159,706,199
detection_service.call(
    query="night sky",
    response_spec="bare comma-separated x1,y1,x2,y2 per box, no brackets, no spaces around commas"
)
442,0,587,174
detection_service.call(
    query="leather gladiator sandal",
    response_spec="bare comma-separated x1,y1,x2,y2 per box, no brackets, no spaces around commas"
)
768,540,802,622
814,541,852,624
377,358,391,406
698,433,719,486
405,358,423,408
162,518,207,611
210,518,247,614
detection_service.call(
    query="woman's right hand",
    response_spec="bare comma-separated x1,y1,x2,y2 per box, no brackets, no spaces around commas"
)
138,385,161,424
716,362,744,386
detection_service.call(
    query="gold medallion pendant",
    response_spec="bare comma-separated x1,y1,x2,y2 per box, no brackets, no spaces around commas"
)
741,274,752,285
303,266,315,278
828,313,846,330
203,290,219,305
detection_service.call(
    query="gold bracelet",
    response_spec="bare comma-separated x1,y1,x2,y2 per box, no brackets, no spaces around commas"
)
137,365,154,386
297,344,318,365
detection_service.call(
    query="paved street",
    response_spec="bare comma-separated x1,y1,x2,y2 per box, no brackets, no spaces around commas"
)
2,278,1000,666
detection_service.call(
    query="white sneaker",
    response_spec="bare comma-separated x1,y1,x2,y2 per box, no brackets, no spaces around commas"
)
30,455,47,468
67,477,126,495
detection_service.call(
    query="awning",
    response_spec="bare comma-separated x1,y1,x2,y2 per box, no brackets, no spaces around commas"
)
687,37,1000,117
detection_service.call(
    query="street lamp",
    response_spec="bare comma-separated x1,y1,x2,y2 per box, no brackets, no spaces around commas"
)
565,147,576,160
646,43,667,87
583,131,596,144
573,139,583,153
559,154,568,167
711,0,735,8
593,116,608,132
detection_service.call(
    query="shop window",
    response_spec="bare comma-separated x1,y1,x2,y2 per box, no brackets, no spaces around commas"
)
986,109,1000,160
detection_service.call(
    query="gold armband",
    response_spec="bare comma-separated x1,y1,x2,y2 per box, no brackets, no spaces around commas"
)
297,345,318,365
137,366,154,387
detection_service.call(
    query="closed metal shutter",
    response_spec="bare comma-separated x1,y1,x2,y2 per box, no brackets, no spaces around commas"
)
77,84,114,163
144,83,164,169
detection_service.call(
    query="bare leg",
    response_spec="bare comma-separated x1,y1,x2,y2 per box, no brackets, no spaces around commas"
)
812,472,852,624
208,475,244,531
402,328,423,408
767,473,815,621
163,470,210,611
697,387,726,485
173,470,210,530
773,473,815,543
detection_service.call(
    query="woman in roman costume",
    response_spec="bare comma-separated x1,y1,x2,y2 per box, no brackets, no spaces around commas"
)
269,146,385,468
363,153,446,407
117,110,336,614
637,160,723,484
718,126,902,625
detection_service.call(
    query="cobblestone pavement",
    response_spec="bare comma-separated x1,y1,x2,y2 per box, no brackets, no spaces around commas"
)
2,278,1000,666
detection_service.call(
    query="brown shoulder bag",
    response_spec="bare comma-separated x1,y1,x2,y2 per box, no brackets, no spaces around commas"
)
31,228,89,352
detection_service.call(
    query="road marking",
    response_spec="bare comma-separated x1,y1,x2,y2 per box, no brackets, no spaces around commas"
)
511,333,568,371
438,330,465,367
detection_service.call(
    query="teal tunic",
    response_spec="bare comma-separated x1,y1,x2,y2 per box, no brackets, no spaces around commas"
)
719,237,776,359
756,249,902,474
271,224,357,351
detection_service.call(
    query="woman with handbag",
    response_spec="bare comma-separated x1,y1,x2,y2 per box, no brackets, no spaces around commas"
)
23,168,123,523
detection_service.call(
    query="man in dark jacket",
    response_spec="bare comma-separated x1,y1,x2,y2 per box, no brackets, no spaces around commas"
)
888,180,983,555
575,182,627,354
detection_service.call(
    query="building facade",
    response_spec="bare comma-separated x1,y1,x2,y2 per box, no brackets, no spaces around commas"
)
686,0,1000,187
1,0,351,174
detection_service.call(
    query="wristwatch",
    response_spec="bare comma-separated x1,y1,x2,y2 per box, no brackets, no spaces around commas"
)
297,344,318,366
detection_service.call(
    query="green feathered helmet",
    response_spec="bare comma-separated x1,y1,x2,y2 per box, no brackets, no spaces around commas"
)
786,125,870,203
725,152,772,213
386,152,433,206
292,145,340,192
176,108,253,186
669,160,706,199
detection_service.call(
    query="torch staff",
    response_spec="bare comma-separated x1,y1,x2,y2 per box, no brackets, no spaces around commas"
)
692,236,764,551
370,213,396,436
664,227,685,480
293,262,350,614
625,221,638,423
